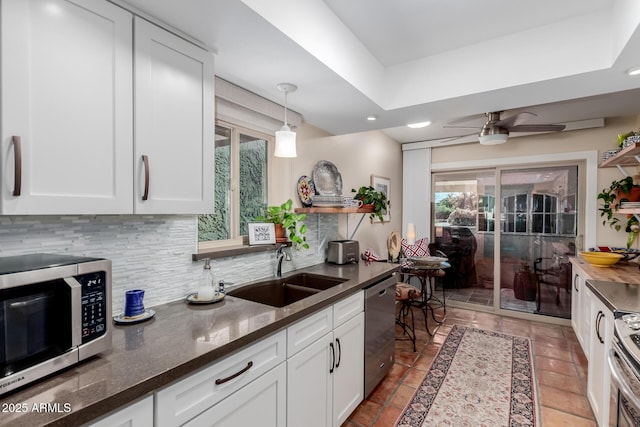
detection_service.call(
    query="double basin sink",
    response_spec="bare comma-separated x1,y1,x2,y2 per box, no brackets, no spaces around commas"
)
228,273,347,307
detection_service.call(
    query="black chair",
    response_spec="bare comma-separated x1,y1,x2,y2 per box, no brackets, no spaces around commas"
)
534,257,571,311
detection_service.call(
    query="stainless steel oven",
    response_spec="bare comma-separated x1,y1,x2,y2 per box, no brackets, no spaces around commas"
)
609,313,640,427
0,253,111,395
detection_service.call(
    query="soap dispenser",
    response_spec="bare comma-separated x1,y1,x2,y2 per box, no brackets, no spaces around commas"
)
197,258,215,301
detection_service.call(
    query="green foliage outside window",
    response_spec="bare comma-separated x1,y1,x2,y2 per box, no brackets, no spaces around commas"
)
198,138,267,242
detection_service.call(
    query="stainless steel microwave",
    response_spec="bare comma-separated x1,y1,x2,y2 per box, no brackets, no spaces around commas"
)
0,253,112,395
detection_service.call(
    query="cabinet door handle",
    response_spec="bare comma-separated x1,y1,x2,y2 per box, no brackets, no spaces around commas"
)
329,342,335,374
595,311,604,344
335,338,341,368
11,136,22,196
573,274,578,292
141,155,150,201
214,361,253,385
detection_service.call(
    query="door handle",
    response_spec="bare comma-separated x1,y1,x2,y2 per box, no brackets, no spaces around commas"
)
329,342,335,374
12,136,22,196
141,155,149,201
573,274,578,292
335,338,341,368
595,311,604,344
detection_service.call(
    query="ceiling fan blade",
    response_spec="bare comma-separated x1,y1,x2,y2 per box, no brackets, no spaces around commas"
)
444,113,485,126
496,111,536,129
442,124,481,129
508,124,566,133
439,132,478,143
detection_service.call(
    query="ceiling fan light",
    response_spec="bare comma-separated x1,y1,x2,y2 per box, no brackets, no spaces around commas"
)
407,121,431,128
478,133,508,145
274,125,297,157
627,67,640,76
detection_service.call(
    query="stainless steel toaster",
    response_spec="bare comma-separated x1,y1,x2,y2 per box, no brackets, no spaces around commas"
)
327,240,359,264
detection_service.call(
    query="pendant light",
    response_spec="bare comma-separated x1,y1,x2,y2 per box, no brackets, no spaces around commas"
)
274,83,297,157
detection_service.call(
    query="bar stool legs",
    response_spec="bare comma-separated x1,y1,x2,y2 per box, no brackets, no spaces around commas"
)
396,300,416,352
395,282,421,352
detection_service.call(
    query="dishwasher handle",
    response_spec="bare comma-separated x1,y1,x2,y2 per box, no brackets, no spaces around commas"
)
364,274,397,298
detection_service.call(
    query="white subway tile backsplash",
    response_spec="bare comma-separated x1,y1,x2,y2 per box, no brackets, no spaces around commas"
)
0,214,340,315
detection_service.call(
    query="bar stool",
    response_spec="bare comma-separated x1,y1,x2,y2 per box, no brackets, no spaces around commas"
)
395,282,421,352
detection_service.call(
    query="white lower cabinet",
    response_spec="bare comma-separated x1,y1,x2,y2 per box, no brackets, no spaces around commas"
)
87,395,153,427
287,292,365,427
570,267,591,359
331,312,365,425
155,330,286,427
586,287,612,427
287,330,334,427
183,363,286,427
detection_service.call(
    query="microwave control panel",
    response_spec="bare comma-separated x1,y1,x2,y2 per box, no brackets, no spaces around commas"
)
79,271,107,343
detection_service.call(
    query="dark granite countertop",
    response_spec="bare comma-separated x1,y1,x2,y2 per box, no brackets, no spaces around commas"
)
0,261,399,427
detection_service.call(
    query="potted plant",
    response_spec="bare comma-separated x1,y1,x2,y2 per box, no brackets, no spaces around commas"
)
597,176,640,230
256,199,309,250
351,186,389,222
617,130,640,148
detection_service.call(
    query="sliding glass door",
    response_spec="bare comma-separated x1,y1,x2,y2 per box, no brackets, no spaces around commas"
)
432,164,579,320
432,170,496,308
498,166,577,319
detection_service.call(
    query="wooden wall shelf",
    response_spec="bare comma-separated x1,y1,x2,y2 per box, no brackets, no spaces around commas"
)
599,142,640,168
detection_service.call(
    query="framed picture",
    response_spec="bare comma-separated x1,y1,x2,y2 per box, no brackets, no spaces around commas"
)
248,222,276,245
371,174,390,222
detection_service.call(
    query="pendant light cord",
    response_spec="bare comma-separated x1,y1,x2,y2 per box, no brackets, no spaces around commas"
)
283,90,288,128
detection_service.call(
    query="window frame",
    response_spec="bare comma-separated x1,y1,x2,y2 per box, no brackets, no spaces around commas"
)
198,119,274,252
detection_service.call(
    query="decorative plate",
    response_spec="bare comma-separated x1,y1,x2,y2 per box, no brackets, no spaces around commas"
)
297,175,315,207
113,309,156,325
312,160,343,196
186,292,225,305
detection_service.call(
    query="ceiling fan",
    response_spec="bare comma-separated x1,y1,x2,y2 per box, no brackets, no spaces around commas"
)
443,111,566,145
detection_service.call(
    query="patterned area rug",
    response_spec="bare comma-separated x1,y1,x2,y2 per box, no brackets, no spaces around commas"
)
396,325,538,427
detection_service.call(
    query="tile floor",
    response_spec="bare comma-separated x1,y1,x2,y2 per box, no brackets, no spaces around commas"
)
344,306,596,426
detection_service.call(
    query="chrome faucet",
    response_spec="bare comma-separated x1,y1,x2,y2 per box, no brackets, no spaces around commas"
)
275,245,291,278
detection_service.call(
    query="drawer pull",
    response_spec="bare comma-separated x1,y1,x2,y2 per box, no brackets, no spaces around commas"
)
215,361,253,385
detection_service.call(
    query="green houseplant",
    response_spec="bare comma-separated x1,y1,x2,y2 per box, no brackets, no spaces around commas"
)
597,176,640,231
351,186,389,222
256,199,309,250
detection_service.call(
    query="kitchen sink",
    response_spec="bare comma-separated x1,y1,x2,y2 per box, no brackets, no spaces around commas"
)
227,273,347,307
281,273,347,290
228,281,320,307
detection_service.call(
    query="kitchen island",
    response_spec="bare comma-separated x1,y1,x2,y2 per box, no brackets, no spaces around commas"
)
0,261,399,427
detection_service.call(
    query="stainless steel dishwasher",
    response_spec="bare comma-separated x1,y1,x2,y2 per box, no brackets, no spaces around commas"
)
364,274,397,397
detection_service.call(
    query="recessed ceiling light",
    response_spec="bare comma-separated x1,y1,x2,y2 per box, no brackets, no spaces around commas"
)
367,115,377,121
627,67,640,76
407,121,431,129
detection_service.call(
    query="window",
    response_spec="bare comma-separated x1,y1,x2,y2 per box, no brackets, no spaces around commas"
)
198,121,271,249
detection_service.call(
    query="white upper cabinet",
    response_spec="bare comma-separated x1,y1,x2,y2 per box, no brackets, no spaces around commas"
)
1,2,214,215
133,18,214,214
1,0,134,214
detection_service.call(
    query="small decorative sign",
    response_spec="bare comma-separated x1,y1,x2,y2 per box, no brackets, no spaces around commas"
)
248,222,276,245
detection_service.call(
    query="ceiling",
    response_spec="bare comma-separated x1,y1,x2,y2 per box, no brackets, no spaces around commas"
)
120,0,640,145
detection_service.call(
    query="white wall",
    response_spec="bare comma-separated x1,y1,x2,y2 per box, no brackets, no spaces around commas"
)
272,123,404,258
